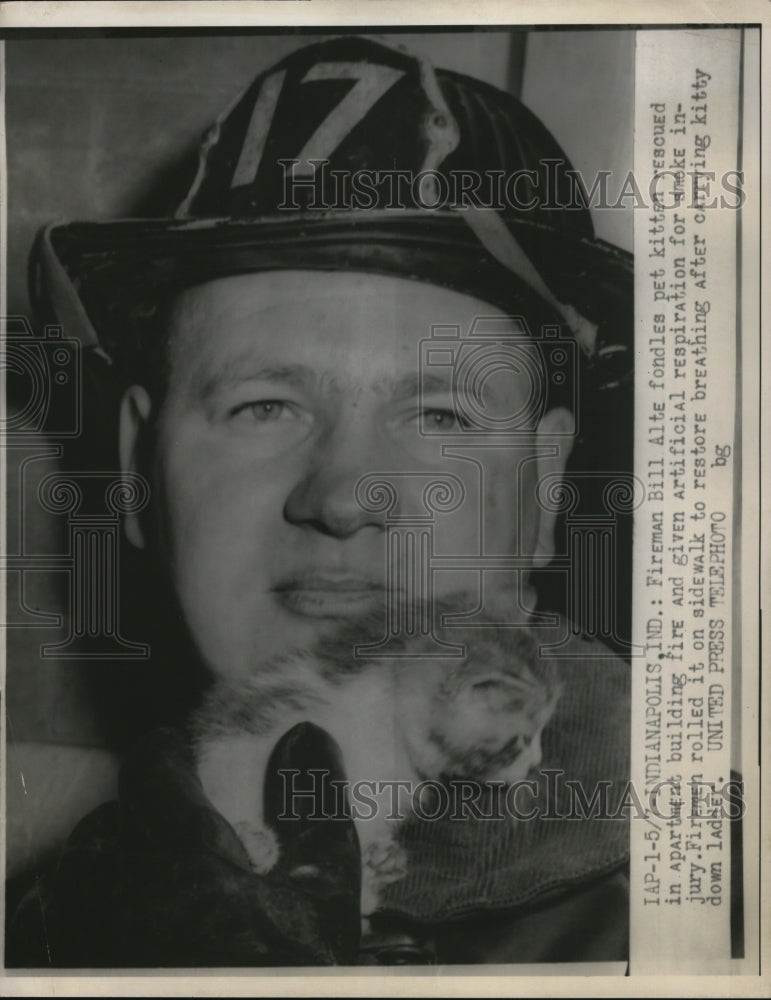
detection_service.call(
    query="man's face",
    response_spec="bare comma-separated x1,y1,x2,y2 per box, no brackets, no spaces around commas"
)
121,270,571,678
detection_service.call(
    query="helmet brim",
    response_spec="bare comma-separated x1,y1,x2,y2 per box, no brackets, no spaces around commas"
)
32,209,633,390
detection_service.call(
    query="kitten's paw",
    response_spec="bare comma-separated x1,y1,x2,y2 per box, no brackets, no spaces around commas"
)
360,877,380,918
364,837,409,883
361,837,408,916
366,835,408,883
234,820,280,874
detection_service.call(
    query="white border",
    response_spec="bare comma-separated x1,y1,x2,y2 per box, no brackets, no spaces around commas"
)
0,2,767,997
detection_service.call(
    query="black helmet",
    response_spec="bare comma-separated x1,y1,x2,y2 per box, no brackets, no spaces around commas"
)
31,34,632,392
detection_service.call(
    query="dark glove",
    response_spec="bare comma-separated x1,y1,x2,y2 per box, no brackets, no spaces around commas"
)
7,722,362,968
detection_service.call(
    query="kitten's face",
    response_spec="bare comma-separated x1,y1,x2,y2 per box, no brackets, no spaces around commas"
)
316,594,562,785
392,624,561,783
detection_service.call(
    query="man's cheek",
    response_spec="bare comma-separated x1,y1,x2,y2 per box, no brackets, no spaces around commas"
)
158,446,287,558
462,462,522,552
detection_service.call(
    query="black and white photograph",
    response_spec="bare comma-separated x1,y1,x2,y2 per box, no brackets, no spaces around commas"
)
0,2,765,992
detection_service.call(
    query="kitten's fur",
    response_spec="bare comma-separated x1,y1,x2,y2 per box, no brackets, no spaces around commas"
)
191,594,561,915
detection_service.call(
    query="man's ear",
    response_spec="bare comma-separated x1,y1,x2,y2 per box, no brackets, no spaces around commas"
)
119,385,153,550
532,406,574,567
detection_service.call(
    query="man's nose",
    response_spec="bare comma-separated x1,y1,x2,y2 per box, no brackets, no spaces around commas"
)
283,424,391,538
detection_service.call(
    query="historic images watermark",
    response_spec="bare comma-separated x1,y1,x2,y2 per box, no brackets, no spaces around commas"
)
276,160,745,213
275,769,745,824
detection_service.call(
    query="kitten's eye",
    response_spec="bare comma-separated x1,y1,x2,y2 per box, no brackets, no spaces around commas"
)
471,679,507,693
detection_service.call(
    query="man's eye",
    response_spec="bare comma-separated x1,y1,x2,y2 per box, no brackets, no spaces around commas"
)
420,408,470,432
231,400,291,423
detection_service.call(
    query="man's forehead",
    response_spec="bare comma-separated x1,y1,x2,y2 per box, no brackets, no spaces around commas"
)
163,269,537,389
166,268,517,328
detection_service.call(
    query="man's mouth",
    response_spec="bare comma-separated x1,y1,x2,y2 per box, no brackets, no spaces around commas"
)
273,574,389,619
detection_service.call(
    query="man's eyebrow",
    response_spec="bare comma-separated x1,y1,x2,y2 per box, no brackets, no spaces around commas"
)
191,363,457,400
193,361,320,398
380,372,457,400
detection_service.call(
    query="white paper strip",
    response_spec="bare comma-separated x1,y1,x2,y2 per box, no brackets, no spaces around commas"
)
630,27,742,975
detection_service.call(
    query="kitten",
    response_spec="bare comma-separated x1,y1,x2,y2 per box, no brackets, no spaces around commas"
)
191,594,561,915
